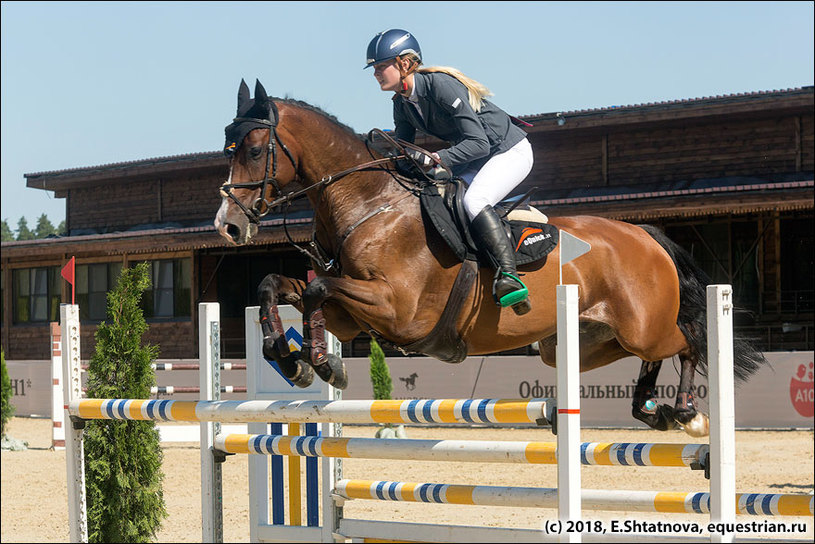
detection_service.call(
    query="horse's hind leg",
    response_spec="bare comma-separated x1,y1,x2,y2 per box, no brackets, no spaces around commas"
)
257,274,315,388
673,353,709,437
632,360,679,431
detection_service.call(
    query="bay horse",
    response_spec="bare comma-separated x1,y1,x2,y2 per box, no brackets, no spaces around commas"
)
214,80,765,437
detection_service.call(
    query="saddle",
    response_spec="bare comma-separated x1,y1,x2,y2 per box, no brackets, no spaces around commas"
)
419,178,559,266
379,179,558,365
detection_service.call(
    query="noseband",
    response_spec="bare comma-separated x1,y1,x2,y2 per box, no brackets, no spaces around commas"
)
220,106,298,225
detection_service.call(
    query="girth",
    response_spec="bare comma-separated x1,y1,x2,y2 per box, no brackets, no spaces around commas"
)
367,259,478,364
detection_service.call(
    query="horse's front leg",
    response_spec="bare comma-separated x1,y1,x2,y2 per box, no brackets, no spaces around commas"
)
300,275,399,390
257,274,315,388
300,278,350,389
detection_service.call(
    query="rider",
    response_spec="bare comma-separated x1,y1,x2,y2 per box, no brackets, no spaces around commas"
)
366,29,535,315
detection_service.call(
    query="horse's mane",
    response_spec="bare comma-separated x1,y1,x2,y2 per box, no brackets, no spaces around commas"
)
274,97,363,141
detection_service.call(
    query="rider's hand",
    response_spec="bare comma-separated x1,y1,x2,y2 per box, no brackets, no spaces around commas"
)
407,149,439,171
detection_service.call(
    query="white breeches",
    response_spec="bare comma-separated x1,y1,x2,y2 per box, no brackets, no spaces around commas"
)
459,138,534,220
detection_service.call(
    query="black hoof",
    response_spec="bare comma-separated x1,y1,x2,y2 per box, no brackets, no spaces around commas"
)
290,358,315,388
313,353,348,390
273,351,315,388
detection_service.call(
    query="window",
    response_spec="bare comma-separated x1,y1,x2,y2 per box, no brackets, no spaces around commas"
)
12,267,61,323
139,259,191,319
76,262,123,321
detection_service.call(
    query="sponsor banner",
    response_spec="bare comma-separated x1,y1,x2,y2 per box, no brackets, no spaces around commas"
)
7,351,813,428
6,360,53,418
341,352,814,429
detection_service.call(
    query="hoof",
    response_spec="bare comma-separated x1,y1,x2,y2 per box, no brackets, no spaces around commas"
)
680,413,710,437
274,352,314,388
290,360,315,388
633,402,679,431
313,353,348,390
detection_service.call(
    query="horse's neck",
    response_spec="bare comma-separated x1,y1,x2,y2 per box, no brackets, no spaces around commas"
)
312,169,403,248
284,112,401,240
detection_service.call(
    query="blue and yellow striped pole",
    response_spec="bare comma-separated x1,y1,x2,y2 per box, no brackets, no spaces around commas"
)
68,397,552,425
334,479,814,517
215,434,708,468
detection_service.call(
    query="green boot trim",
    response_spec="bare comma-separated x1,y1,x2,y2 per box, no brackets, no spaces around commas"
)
497,273,529,308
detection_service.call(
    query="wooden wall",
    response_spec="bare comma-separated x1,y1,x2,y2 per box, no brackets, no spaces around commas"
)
522,114,812,192
68,171,225,232
8,319,197,361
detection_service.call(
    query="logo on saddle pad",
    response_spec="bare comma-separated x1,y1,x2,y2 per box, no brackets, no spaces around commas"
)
515,227,551,252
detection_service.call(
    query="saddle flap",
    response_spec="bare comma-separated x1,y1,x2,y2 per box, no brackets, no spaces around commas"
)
420,182,558,266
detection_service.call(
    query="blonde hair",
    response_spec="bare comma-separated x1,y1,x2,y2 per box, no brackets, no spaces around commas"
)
418,66,493,112
400,53,493,112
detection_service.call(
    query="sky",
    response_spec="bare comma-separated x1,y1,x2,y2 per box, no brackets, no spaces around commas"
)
1,1,813,230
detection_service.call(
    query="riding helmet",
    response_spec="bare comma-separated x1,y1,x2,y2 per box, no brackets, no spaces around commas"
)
365,29,421,68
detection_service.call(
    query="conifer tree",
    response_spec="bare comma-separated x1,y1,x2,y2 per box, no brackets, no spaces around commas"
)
369,338,406,437
15,217,34,241
369,338,392,401
1,220,13,242
83,262,167,542
34,213,57,238
1,348,14,437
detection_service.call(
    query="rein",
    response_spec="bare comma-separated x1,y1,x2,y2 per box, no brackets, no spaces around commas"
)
221,107,439,274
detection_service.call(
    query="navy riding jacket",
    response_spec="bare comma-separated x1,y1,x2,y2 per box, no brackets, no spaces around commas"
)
392,71,527,174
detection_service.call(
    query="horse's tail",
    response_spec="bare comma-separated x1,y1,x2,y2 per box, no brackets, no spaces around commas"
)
639,224,767,382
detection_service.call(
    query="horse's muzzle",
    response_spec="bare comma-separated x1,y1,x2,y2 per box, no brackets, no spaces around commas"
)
215,198,258,245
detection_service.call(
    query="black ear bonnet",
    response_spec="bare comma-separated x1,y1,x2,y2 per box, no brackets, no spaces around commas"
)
224,79,280,157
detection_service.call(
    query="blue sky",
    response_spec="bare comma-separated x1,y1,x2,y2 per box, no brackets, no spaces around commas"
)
1,1,813,229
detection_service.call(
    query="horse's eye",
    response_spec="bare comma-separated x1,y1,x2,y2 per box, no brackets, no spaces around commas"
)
250,146,263,159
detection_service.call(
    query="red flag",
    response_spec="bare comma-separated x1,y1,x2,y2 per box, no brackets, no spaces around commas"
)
61,256,75,304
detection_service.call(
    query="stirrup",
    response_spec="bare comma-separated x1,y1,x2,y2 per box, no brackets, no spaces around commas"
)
496,273,529,308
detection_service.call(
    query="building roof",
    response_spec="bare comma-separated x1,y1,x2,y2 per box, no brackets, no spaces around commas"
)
25,86,814,187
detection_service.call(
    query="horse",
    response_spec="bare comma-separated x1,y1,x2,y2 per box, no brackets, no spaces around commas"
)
214,79,766,437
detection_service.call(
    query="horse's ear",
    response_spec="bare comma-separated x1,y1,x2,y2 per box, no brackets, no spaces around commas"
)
237,79,250,112
254,79,269,105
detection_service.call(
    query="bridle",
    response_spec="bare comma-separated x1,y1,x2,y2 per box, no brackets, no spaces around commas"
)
219,102,449,272
219,101,299,225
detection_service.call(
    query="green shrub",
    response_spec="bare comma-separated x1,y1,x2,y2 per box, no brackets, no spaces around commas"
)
368,338,392,401
1,348,14,437
83,262,167,542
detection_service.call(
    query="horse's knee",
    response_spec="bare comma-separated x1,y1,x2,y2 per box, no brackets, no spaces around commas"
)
303,277,330,302
258,274,281,305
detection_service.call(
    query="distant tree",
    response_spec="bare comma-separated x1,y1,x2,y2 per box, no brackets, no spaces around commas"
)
35,214,57,238
15,217,35,241
57,220,67,236
1,220,13,242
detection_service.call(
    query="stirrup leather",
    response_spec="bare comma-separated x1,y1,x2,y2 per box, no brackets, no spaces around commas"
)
495,272,529,308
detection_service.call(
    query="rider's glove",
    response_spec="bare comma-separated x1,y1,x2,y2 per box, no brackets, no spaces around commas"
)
407,149,438,171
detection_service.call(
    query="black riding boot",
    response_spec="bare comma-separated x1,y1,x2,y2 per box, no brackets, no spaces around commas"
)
470,205,531,316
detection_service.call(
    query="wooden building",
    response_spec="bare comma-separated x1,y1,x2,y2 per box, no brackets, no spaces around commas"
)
2,86,812,361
